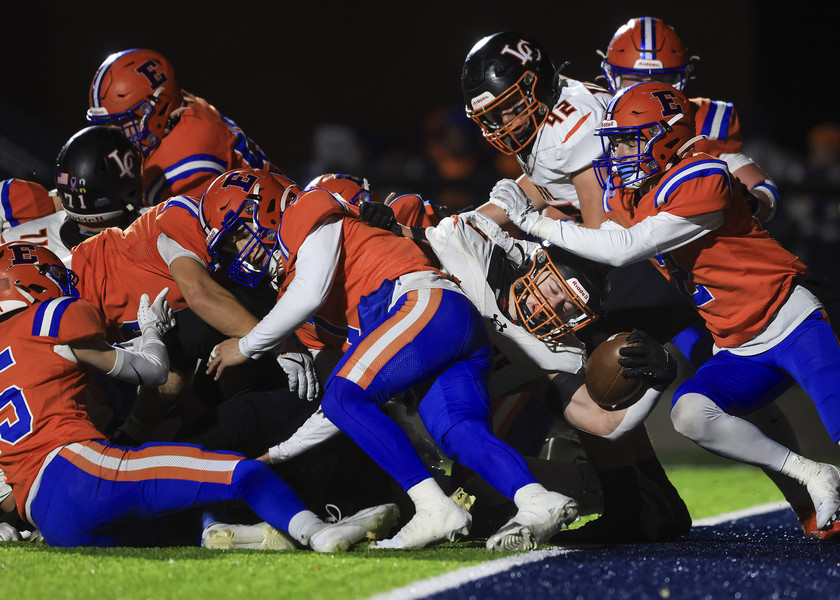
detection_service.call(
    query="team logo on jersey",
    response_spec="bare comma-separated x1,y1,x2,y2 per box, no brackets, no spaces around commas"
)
135,59,168,89
108,149,137,179
501,40,541,66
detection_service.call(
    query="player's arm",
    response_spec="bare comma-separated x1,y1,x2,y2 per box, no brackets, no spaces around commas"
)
68,290,173,387
517,210,723,266
169,255,260,337
727,160,779,223
477,174,549,226
572,167,607,228
207,219,341,379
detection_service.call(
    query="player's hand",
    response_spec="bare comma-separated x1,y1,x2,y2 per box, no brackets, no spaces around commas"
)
275,350,320,402
206,337,249,381
488,179,531,221
359,201,401,235
137,287,175,336
0,522,22,542
618,329,677,391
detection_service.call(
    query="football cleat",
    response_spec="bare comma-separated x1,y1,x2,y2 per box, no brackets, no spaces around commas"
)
798,508,840,541
373,496,471,549
804,462,840,530
486,491,578,551
201,521,297,551
308,503,400,553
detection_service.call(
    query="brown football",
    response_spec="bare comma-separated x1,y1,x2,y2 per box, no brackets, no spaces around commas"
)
585,332,647,411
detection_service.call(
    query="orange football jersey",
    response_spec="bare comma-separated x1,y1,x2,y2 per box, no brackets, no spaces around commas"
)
690,97,743,156
0,298,107,516
277,188,438,349
605,154,806,348
143,95,278,206
71,196,210,340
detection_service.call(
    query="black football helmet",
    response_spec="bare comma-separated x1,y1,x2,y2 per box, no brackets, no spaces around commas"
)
55,126,143,225
461,31,558,155
513,245,608,344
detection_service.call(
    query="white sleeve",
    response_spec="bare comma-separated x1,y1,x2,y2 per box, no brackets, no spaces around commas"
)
603,388,662,441
717,152,755,174
106,329,169,387
0,468,11,505
239,218,341,358
534,211,724,266
266,407,341,463
157,233,206,267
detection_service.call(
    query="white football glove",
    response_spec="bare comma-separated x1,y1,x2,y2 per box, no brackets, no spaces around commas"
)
274,350,320,402
0,522,22,542
137,287,175,336
487,179,531,221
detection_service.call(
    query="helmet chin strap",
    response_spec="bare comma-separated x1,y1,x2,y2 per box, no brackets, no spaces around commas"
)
677,134,708,156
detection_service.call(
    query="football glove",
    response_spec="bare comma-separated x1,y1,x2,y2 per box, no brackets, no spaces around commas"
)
274,349,320,402
618,329,677,391
137,287,175,336
359,201,401,235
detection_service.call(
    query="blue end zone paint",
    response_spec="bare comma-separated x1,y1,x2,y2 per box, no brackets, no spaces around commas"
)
414,509,840,600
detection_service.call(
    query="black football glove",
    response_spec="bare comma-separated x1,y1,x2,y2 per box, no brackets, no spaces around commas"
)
618,329,677,391
359,201,401,236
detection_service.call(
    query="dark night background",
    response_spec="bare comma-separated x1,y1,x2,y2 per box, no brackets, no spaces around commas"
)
1,1,837,186
1,1,839,456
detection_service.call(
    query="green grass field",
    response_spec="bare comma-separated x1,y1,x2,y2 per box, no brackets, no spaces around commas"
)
0,464,786,600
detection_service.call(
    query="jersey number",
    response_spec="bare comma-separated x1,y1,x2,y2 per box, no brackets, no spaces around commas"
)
0,347,34,447
653,252,714,307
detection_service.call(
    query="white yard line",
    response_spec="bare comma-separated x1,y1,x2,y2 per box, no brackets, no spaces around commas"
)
366,502,791,600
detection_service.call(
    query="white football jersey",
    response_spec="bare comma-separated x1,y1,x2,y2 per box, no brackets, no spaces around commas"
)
518,78,612,216
0,211,72,264
425,211,587,393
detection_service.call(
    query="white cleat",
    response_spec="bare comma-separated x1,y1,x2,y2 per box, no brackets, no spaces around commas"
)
373,496,471,549
201,521,297,550
308,503,400,553
486,491,578,552
805,463,840,530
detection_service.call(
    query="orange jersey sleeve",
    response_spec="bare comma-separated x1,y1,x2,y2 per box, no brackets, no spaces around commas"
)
611,155,806,347
0,298,107,514
71,204,187,340
155,195,213,264
143,96,278,206
690,97,744,156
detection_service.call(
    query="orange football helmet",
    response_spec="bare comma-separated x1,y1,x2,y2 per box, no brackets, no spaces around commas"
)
199,168,300,287
593,82,696,190
87,49,182,155
304,173,380,205
599,17,695,93
0,242,78,317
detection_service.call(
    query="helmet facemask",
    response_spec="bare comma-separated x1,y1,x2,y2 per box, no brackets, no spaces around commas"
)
205,185,288,288
512,249,600,345
466,71,548,155
87,88,168,156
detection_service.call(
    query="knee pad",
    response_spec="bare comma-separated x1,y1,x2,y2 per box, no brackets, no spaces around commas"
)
671,392,723,442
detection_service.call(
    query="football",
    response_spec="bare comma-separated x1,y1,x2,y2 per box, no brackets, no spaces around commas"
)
585,332,647,411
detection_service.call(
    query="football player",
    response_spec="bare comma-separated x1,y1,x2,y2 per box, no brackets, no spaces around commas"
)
86,49,280,206
205,167,580,551
2,126,145,264
462,31,691,543
599,17,778,223
496,82,840,534
0,241,397,550
596,16,831,539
